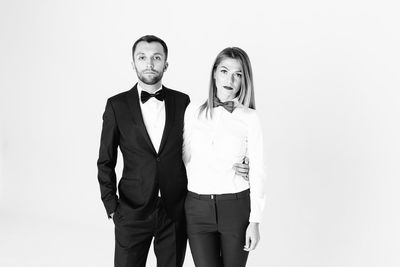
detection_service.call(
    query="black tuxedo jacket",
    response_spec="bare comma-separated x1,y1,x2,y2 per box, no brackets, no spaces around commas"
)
97,84,190,221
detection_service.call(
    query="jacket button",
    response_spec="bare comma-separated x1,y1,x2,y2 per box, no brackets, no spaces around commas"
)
156,157,160,162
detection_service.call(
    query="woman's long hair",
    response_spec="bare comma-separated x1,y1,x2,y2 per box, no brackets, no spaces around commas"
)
199,47,256,118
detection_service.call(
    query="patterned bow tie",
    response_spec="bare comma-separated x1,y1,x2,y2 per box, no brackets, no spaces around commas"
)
213,97,235,113
140,89,166,104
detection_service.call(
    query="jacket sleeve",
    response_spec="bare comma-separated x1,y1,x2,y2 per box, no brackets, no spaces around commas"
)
97,99,119,217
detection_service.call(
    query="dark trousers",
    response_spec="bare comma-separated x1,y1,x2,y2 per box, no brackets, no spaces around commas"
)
113,199,187,267
185,190,250,267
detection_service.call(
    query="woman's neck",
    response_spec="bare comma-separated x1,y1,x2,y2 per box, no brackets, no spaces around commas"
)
217,92,235,102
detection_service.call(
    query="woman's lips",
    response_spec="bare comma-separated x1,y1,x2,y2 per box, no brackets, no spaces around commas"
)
223,86,233,90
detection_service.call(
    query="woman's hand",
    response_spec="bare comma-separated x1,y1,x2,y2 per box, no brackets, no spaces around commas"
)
244,222,260,251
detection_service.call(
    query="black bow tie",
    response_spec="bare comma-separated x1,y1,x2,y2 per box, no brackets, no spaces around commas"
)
140,89,166,103
213,97,236,113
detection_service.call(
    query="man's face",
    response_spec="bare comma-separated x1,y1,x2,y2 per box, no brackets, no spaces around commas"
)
132,41,168,85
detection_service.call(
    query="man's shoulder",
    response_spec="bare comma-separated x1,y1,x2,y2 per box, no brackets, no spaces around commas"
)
107,88,133,102
105,85,138,108
163,86,189,99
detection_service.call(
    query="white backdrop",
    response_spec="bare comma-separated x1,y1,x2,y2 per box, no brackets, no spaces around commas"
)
1,0,399,266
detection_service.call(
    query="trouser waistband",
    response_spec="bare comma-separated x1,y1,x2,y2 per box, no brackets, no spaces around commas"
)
187,189,250,200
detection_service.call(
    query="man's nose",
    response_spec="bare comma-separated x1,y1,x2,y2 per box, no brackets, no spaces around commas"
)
146,59,154,69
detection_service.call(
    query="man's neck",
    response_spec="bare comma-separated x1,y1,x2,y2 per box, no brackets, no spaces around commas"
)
138,81,162,93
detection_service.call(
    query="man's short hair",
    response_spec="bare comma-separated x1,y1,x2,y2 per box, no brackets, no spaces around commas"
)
132,35,168,60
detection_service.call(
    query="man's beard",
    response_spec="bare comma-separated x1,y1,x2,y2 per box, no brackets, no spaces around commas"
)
137,70,164,85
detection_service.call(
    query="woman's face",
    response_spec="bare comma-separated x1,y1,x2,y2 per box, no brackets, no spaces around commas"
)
214,57,243,101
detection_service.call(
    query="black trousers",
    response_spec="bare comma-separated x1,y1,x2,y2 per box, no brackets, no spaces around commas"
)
113,199,187,267
185,189,250,267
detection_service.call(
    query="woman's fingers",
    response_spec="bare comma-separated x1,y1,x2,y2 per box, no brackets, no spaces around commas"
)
244,222,260,251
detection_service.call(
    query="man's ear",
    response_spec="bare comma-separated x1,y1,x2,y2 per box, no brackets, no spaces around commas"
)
163,62,169,72
131,61,135,71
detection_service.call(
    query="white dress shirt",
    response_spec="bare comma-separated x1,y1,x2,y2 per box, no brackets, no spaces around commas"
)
137,85,166,153
183,100,266,222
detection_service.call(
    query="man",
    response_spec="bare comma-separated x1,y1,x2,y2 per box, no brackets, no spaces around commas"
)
97,35,249,267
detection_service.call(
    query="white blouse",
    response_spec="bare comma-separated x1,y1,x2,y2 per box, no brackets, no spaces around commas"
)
183,100,266,222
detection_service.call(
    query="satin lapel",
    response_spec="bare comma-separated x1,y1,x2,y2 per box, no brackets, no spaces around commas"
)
127,85,157,155
158,87,175,155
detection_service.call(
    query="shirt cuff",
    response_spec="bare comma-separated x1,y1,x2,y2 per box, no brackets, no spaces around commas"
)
249,195,265,223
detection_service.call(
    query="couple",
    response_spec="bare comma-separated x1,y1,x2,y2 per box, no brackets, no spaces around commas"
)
97,35,266,267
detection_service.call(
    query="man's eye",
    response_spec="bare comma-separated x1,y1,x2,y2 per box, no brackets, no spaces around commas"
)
154,56,161,60
138,56,145,60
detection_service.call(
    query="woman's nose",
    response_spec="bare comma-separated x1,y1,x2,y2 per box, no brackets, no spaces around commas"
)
227,74,234,85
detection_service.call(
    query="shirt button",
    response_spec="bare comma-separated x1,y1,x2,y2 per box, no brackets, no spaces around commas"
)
156,157,160,162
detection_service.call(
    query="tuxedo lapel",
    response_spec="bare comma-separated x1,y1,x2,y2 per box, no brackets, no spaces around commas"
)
127,85,157,155
158,87,175,155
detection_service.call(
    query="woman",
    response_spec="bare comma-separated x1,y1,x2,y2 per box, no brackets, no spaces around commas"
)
183,47,266,267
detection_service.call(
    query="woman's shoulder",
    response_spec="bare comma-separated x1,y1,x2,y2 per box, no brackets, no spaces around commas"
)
235,104,259,117
185,101,204,119
186,101,202,112
235,105,262,127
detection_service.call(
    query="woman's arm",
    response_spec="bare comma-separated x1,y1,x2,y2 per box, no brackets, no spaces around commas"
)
182,103,193,165
247,111,266,223
244,111,266,250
